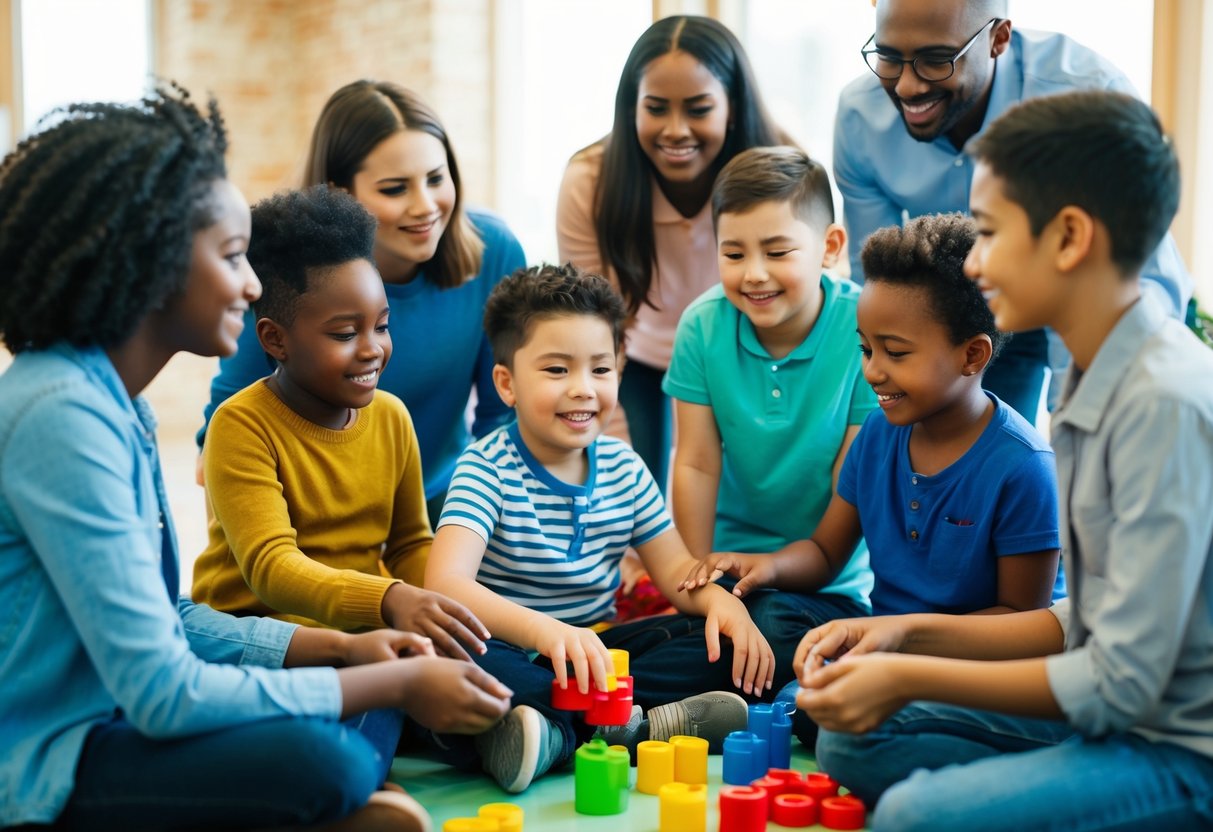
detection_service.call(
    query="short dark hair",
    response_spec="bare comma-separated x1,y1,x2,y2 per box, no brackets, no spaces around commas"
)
861,213,1007,360
303,80,484,288
970,90,1179,276
484,263,627,368
713,146,834,230
248,185,378,327
0,83,227,353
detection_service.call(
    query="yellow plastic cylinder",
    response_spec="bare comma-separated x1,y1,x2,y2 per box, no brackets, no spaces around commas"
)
659,781,707,832
636,740,675,794
478,802,523,832
609,648,630,677
442,818,498,832
670,734,709,784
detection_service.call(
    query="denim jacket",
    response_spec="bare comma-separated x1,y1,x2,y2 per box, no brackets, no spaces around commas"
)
0,344,341,826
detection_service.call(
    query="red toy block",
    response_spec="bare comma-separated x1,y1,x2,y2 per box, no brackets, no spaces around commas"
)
551,679,594,710
821,795,866,830
771,793,818,828
804,771,840,800
585,676,634,726
718,785,768,832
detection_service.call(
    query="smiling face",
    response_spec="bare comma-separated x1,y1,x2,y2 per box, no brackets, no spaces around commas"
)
161,179,261,359
873,0,1006,144
965,162,1062,334
350,128,456,284
857,280,980,427
635,49,731,188
260,259,391,429
717,199,842,357
492,313,620,471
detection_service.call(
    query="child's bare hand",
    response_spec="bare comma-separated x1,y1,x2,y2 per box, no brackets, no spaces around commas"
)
793,615,910,681
399,656,513,734
704,595,774,696
797,652,908,734
677,552,774,598
382,582,491,661
537,623,612,695
344,629,436,666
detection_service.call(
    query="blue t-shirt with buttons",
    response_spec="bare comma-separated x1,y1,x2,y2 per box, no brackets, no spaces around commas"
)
837,394,1064,616
664,275,877,607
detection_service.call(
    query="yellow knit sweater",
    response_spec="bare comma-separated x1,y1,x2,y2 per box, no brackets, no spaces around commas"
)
192,380,431,630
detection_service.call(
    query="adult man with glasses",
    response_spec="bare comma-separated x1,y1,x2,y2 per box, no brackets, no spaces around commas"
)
833,0,1191,423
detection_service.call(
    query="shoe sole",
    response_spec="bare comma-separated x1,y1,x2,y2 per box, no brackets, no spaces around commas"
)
502,705,542,794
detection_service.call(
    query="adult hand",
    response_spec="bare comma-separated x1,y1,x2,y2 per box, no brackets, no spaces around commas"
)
397,657,513,734
343,629,435,666
381,582,490,661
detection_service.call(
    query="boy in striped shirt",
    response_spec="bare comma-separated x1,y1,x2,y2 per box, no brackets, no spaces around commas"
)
425,263,774,793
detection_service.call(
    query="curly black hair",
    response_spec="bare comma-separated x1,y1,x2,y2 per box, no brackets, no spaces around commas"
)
0,82,228,353
861,213,1008,360
484,263,627,368
247,185,378,327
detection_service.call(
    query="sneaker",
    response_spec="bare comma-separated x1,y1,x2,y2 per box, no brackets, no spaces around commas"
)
646,691,748,752
598,703,645,756
475,705,563,793
314,788,432,832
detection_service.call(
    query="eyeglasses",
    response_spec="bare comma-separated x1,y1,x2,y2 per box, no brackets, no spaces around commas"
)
862,18,998,82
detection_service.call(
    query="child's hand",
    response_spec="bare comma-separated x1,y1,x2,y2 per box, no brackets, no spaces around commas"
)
382,582,491,662
344,629,436,666
796,653,909,734
703,594,774,696
793,615,910,680
677,552,775,597
536,623,612,696
398,656,513,734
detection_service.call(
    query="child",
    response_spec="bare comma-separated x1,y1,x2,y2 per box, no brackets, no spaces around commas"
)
425,263,775,793
192,185,488,661
200,81,525,527
664,145,875,691
0,85,510,832
801,91,1213,830
682,211,1063,741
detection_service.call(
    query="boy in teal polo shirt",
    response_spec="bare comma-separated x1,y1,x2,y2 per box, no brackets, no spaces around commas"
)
664,146,876,694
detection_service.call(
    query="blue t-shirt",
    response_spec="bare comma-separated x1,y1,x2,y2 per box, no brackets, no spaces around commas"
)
436,422,672,626
663,276,877,607
198,208,525,499
837,394,1064,616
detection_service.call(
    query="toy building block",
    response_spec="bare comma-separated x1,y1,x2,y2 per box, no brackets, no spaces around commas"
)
804,771,841,800
721,731,768,785
659,782,707,832
751,768,808,812
574,738,629,815
609,648,629,677
442,819,499,831
771,793,818,828
637,740,675,794
585,675,634,726
478,802,523,832
718,785,768,832
821,795,866,830
550,679,593,710
768,702,795,770
669,735,709,784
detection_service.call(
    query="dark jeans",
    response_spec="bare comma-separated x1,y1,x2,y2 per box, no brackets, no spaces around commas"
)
46,709,403,831
434,613,740,770
618,358,672,494
982,328,1049,424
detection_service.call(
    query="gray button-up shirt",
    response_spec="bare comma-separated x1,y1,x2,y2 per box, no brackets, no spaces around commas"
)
1046,295,1213,760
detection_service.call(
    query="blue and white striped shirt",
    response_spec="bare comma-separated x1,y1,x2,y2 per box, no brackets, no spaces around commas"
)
437,422,671,625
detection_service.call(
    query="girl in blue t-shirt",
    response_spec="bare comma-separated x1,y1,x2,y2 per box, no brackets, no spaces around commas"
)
680,214,1062,741
0,84,510,831
199,81,525,523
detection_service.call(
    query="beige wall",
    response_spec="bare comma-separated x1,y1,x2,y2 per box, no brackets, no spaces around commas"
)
155,0,492,206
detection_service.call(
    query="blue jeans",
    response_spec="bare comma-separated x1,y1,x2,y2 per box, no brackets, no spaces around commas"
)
816,702,1213,831
52,709,404,830
436,613,741,769
618,358,672,494
983,327,1048,425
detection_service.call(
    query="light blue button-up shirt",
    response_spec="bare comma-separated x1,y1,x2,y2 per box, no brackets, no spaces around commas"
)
0,344,342,826
833,28,1192,318
1045,296,1213,760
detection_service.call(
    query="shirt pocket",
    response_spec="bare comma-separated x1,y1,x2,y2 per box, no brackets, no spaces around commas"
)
928,520,978,580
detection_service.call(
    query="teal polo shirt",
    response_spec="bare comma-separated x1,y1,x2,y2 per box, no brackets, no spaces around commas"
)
663,274,876,605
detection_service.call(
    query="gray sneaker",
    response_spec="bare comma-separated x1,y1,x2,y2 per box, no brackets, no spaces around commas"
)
646,691,748,752
475,705,563,793
597,704,645,756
